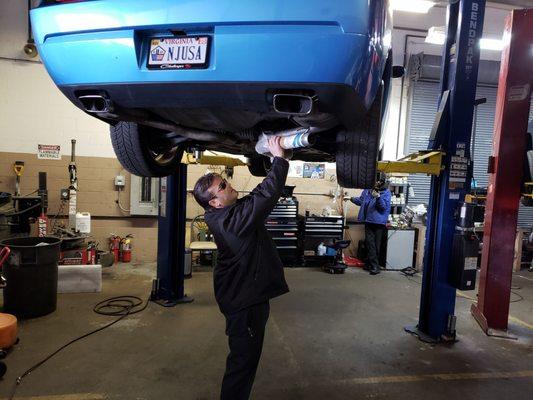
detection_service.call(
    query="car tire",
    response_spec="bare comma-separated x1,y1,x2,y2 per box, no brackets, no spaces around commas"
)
248,155,272,177
110,122,184,177
336,87,382,189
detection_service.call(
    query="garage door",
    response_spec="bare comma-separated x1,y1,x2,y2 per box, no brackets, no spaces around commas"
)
405,80,533,228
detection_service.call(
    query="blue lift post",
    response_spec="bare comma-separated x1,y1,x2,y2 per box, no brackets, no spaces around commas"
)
151,164,194,307
406,0,485,342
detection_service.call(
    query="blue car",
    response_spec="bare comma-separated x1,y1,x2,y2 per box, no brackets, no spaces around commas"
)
32,0,393,188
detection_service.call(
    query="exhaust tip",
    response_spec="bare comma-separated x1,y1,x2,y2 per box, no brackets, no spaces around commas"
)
273,94,315,116
78,95,113,113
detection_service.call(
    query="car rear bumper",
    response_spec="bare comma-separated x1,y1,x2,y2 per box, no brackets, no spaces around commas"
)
32,0,384,110
59,81,368,129
36,26,371,88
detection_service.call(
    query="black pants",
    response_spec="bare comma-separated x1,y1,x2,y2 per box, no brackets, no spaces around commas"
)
221,301,270,400
365,223,385,272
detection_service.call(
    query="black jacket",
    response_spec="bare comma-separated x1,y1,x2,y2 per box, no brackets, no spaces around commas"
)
205,157,290,314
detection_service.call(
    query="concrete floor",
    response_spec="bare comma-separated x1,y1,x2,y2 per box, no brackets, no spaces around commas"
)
1,264,532,400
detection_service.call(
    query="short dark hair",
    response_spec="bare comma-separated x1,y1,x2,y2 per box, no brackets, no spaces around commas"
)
193,173,220,209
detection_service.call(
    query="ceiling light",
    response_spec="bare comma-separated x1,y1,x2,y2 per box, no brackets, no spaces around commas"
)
425,26,446,45
391,0,435,14
425,27,505,51
480,38,504,51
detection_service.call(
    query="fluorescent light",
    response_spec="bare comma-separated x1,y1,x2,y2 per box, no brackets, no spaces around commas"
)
425,26,446,45
480,38,504,51
391,0,435,13
425,27,505,51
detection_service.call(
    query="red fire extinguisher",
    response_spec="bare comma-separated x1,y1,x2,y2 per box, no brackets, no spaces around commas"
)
109,235,121,264
120,234,133,263
37,212,49,237
86,242,97,265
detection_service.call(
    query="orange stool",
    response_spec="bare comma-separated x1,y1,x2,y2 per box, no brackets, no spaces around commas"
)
0,246,17,351
1,245,17,378
0,313,18,351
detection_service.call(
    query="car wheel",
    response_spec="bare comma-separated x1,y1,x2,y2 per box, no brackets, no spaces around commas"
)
110,122,184,177
247,155,272,177
336,87,382,189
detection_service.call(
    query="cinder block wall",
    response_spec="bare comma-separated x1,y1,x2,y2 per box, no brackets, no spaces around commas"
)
0,151,158,262
0,151,366,262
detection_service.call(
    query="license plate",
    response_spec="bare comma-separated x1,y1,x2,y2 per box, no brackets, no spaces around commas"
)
147,36,210,70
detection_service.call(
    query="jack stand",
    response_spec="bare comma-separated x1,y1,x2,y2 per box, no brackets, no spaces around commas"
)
151,164,194,307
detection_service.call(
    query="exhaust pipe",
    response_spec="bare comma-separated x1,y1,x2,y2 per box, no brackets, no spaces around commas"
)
255,126,321,156
273,94,315,116
78,95,113,113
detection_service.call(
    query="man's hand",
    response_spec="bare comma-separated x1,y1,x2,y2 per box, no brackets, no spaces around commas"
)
267,136,291,160
371,189,380,198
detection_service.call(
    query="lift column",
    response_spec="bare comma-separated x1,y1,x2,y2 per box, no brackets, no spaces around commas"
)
471,9,532,335
407,0,485,342
151,164,194,306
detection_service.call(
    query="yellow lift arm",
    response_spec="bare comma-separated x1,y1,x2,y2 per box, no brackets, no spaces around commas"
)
378,152,532,202
182,149,446,176
377,151,445,176
182,153,248,167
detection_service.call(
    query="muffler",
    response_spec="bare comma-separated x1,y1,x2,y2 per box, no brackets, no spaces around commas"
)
255,126,320,156
273,94,315,116
78,95,113,113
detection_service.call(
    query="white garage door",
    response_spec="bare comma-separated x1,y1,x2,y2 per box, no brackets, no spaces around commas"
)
405,79,533,228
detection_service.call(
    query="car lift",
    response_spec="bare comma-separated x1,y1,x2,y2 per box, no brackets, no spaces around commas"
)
147,0,488,324
150,163,194,307
471,8,532,337
397,2,532,342
402,0,487,342
147,2,532,345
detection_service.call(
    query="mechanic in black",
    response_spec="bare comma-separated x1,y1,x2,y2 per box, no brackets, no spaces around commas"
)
192,136,290,400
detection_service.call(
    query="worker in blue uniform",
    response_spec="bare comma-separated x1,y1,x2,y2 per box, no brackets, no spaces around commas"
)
347,174,391,275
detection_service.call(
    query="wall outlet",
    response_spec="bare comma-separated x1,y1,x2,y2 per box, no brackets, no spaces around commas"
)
115,175,126,187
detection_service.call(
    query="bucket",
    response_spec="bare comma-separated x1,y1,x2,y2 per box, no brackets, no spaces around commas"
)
0,237,61,319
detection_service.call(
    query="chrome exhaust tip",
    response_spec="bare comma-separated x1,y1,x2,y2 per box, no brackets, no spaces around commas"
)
272,94,315,116
78,95,113,113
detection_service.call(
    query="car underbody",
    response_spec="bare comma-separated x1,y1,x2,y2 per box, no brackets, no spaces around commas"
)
62,81,372,162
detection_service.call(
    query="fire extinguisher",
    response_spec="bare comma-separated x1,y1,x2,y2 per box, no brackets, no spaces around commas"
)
37,212,49,237
87,242,97,265
109,235,121,264
120,234,133,263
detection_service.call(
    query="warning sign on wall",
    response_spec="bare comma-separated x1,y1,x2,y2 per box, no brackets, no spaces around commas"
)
37,144,61,160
